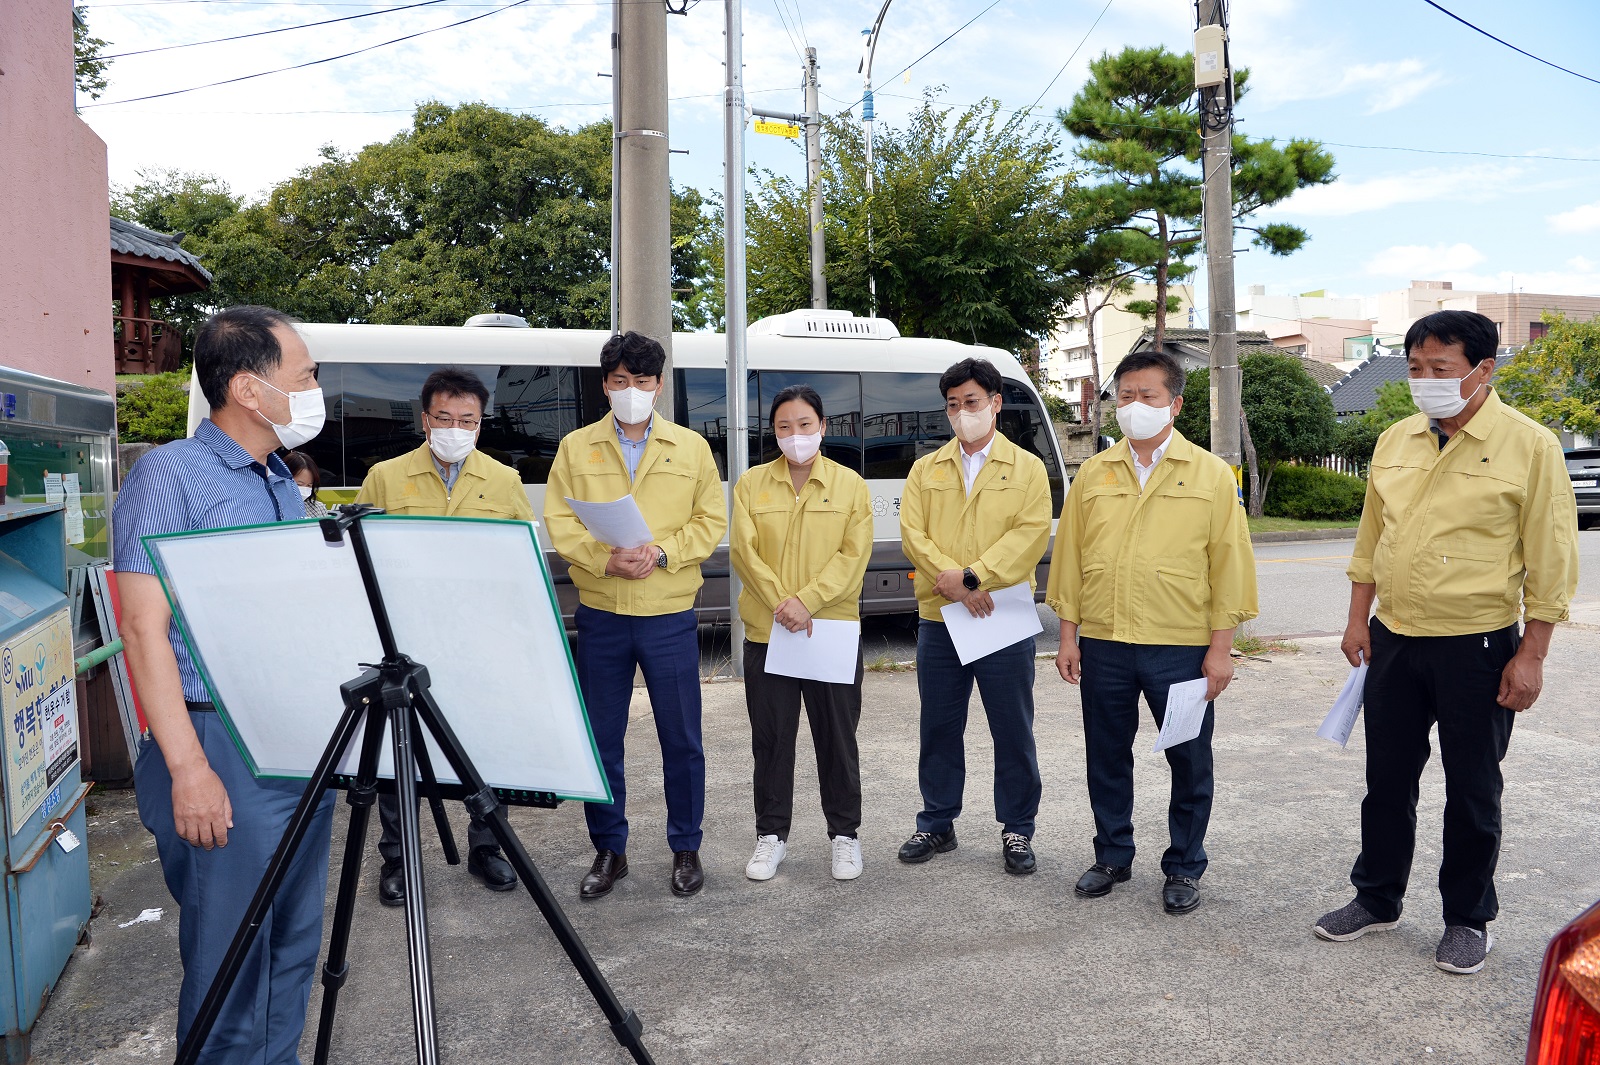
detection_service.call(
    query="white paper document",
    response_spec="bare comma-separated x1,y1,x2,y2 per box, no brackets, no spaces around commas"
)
562,495,655,549
939,582,1045,666
44,474,64,504
1152,677,1211,753
1317,659,1369,747
764,619,861,685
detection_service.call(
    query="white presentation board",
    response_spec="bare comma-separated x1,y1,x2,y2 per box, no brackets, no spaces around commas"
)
144,516,609,802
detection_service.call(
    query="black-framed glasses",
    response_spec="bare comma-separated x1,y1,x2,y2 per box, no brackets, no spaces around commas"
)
426,412,481,430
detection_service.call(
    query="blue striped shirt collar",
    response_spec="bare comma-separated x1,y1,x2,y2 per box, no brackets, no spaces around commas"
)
194,418,294,479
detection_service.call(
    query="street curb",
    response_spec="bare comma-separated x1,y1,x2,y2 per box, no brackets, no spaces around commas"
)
1250,528,1358,545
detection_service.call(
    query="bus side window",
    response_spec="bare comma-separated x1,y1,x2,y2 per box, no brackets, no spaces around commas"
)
492,364,579,485
756,371,863,474
999,381,1065,513
673,368,756,481
863,372,950,480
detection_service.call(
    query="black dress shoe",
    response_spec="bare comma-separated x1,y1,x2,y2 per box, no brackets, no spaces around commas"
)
1163,875,1201,915
1002,832,1036,875
897,829,958,864
1074,862,1132,898
467,846,517,892
580,850,628,900
670,850,703,897
378,860,406,907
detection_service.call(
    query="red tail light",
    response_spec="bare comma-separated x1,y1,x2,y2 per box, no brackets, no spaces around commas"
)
1528,898,1600,1064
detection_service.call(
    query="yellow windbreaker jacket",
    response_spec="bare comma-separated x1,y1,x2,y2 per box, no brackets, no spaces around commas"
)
1349,389,1578,636
1047,430,1257,646
544,413,727,616
355,443,534,520
730,455,873,642
900,433,1053,623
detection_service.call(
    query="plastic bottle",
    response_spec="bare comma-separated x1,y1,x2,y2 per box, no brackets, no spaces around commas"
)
0,438,9,505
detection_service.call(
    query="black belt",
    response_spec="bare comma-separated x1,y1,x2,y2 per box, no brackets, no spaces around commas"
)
186,700,218,713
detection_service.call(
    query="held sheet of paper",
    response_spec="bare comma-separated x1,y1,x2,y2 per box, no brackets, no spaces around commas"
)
938,582,1045,665
1317,658,1368,747
764,619,860,685
562,495,654,549
1152,678,1210,753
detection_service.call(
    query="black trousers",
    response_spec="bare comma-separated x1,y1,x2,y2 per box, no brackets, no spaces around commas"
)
1351,617,1520,930
743,639,864,841
377,793,497,866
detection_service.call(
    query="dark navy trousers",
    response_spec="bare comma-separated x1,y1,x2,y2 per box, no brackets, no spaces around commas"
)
1078,637,1214,879
575,604,706,854
135,711,336,1064
914,620,1041,838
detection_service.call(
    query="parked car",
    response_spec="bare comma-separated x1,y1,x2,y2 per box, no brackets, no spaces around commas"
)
1525,896,1600,1064
1566,448,1600,530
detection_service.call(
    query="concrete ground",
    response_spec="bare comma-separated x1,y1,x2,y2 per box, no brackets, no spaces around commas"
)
30,615,1600,1064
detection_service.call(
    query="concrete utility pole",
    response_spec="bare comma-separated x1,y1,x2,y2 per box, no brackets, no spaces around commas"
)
804,47,826,310
1195,0,1240,474
724,0,750,671
616,0,675,413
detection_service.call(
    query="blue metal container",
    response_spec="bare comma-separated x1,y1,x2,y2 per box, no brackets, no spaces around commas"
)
0,502,92,1061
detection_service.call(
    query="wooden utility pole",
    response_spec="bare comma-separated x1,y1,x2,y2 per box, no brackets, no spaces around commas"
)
1195,0,1240,474
616,0,674,412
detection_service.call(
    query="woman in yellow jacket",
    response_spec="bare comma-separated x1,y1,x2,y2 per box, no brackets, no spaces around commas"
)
731,384,873,883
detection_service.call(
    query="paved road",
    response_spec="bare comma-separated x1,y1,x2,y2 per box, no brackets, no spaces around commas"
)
698,529,1600,671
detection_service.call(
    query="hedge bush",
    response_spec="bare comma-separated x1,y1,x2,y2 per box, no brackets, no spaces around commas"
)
1263,464,1366,521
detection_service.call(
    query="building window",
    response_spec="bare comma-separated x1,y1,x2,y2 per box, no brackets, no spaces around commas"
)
1529,321,1549,341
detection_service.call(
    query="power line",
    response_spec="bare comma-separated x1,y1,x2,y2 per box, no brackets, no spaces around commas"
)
1027,0,1114,112
837,0,1006,117
98,85,796,115
98,0,452,59
1420,0,1600,87
788,0,807,47
81,0,533,107
768,0,802,62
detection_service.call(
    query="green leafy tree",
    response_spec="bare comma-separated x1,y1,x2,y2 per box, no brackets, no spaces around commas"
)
1059,46,1336,350
1333,379,1418,468
744,96,1088,356
1496,313,1600,434
115,103,717,353
1168,353,1335,515
74,16,111,101
117,373,190,444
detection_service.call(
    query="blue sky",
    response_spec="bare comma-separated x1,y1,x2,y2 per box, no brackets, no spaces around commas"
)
79,0,1600,317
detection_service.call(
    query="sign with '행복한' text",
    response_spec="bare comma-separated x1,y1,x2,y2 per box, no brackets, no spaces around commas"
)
3,610,78,836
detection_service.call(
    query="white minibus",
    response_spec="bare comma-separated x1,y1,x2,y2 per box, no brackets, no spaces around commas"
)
191,309,1067,622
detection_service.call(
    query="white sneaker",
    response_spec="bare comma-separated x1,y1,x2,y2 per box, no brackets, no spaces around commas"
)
745,835,786,881
831,835,863,880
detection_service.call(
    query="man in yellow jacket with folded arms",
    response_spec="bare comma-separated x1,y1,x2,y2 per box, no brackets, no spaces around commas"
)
1048,349,1257,916
545,332,726,901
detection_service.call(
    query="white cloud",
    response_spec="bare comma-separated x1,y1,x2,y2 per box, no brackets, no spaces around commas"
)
1365,243,1486,277
1549,201,1600,234
1264,163,1525,217
1450,258,1600,298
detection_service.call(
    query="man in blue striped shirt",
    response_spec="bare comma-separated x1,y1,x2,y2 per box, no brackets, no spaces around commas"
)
114,305,336,1063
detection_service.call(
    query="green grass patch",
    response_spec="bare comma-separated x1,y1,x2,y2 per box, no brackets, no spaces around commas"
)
1247,516,1360,534
1233,627,1300,656
865,654,914,673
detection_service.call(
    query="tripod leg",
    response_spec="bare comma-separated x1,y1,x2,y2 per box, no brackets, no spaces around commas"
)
388,675,441,1065
174,696,368,1065
409,717,460,866
313,686,393,1065
407,678,657,1065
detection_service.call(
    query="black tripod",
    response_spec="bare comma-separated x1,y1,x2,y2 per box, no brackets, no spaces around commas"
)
175,505,656,1065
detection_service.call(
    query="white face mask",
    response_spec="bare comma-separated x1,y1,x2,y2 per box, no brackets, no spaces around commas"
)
428,426,477,465
249,374,326,450
949,404,996,445
1409,372,1485,420
298,484,314,501
1116,400,1173,442
776,431,822,466
608,385,657,425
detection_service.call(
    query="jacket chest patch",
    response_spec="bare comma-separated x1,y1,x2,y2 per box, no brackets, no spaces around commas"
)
758,491,771,504
1101,471,1118,486
932,468,949,482
588,449,605,463
401,482,420,497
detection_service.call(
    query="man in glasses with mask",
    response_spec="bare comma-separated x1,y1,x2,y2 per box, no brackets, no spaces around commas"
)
356,366,534,904
114,306,336,1061
545,331,727,900
1048,349,1257,917
1314,310,1577,976
897,358,1053,877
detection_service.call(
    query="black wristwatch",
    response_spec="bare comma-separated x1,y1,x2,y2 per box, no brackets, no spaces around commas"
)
656,547,668,569
962,567,979,591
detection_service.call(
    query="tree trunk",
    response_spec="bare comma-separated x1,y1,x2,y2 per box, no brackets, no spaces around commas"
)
1240,407,1264,518
1152,211,1169,352
1085,291,1103,447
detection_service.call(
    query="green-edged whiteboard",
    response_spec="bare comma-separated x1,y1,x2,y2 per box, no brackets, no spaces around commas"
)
143,515,609,803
